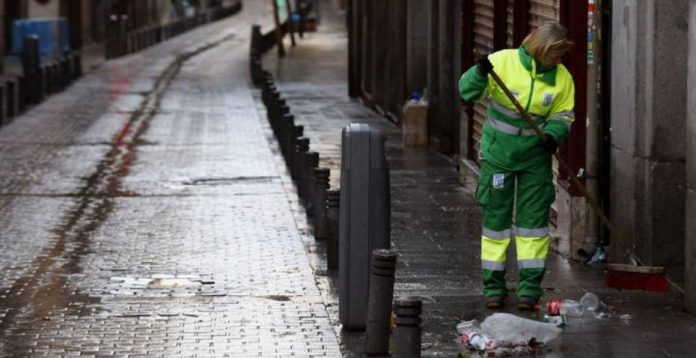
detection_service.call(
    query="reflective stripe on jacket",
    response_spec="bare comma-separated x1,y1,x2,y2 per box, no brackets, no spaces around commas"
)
458,47,575,145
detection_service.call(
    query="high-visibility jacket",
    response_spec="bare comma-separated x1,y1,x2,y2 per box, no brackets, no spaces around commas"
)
458,47,575,170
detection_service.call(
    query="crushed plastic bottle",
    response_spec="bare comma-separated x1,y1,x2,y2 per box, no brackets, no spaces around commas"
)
579,292,600,311
542,292,600,317
480,313,561,346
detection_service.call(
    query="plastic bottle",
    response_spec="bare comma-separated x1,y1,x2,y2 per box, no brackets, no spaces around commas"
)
542,292,600,317
579,292,600,311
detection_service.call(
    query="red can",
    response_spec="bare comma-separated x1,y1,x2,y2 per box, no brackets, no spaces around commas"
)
546,299,562,316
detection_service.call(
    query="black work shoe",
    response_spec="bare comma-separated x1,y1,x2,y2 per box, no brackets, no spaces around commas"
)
484,296,505,309
517,296,538,311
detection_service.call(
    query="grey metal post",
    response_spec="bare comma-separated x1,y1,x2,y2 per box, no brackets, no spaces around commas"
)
302,151,319,210
365,249,398,356
326,189,340,271
339,123,391,330
313,168,330,240
393,297,422,358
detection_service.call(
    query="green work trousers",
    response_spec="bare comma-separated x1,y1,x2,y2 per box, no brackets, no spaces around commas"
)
477,156,554,299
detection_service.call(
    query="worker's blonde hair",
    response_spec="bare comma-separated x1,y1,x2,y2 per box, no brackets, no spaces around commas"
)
522,22,573,68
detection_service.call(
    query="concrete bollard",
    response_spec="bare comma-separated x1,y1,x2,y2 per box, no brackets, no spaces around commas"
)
365,249,398,357
326,189,341,271
393,297,422,358
303,151,320,212
294,137,310,182
313,168,330,240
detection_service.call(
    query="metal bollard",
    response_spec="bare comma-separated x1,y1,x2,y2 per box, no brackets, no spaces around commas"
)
313,168,330,240
22,36,40,77
41,65,51,95
0,85,5,126
51,62,61,92
294,137,309,183
272,101,289,134
59,57,68,87
365,249,398,357
22,36,40,104
17,75,26,113
288,125,303,172
6,79,17,119
393,297,422,358
279,114,295,159
303,151,320,213
326,189,340,271
71,54,82,78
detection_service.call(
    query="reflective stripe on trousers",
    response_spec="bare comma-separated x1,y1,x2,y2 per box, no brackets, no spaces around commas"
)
481,226,549,270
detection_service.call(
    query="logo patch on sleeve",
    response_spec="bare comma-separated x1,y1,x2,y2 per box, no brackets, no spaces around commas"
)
543,93,554,106
492,174,505,189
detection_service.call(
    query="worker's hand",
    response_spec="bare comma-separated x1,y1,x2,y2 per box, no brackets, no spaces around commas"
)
476,56,494,77
540,134,558,153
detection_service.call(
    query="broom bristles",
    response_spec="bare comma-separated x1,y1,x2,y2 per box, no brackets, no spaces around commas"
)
605,270,669,292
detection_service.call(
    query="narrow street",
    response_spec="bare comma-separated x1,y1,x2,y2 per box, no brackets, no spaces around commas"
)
0,2,340,356
2,1,696,357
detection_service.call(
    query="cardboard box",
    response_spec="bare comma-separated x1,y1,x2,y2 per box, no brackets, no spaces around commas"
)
402,100,428,147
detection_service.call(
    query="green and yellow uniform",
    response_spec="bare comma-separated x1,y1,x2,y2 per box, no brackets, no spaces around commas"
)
458,47,575,299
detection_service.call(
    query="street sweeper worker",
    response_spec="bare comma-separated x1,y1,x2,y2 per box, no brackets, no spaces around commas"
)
458,22,575,310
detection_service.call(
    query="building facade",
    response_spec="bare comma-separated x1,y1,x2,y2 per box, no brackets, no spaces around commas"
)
348,0,696,311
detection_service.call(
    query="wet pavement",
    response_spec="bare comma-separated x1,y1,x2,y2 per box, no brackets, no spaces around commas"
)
0,2,340,357
1,0,696,357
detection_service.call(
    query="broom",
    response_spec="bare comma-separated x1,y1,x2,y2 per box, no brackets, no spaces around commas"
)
484,67,668,292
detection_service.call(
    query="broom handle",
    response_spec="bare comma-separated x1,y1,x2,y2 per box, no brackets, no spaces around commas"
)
488,69,638,263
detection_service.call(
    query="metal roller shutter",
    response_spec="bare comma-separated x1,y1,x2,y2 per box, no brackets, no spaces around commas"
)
529,0,560,29
529,0,561,223
507,0,515,48
471,0,495,160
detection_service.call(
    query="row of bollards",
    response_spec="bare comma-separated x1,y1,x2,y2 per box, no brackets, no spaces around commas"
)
0,36,82,128
252,54,341,268
365,249,423,358
249,27,422,357
105,2,243,59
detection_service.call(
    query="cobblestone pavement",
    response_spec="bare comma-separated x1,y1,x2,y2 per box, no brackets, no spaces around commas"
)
0,2,341,357
262,1,696,357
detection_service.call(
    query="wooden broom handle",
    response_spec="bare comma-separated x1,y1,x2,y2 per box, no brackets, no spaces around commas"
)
488,69,637,263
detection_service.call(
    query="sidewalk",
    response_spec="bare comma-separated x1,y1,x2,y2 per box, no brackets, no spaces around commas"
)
261,1,696,356
0,2,342,356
